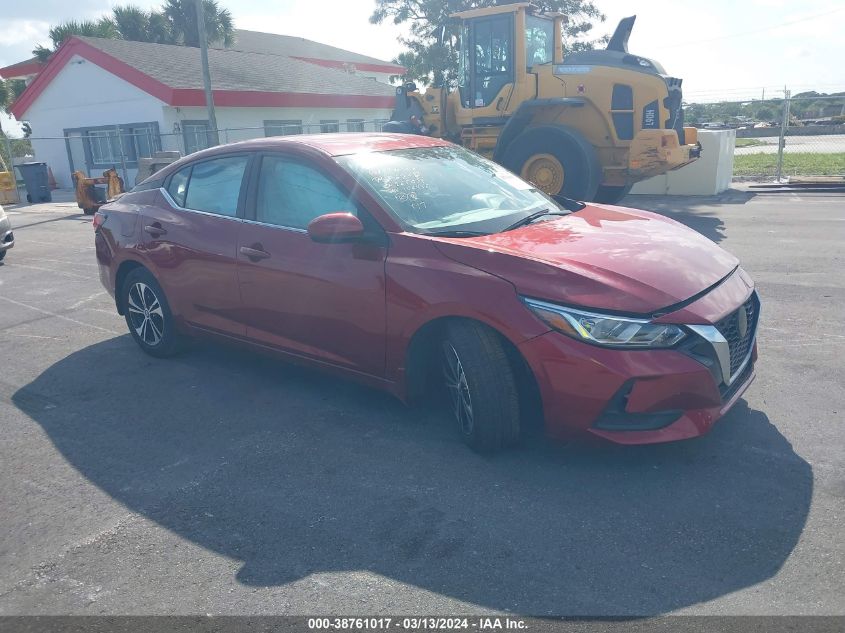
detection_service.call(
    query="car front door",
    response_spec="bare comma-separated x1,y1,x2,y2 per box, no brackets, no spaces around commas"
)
236,153,387,376
141,153,251,337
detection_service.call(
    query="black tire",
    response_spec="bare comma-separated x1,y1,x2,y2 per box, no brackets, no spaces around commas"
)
0,250,6,261
593,184,632,205
441,321,520,452
502,126,601,200
121,267,183,358
83,207,96,215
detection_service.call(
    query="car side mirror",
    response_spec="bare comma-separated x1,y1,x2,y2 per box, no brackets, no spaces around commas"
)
307,212,365,243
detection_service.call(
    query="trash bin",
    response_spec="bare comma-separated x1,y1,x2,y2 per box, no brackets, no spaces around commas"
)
16,162,52,203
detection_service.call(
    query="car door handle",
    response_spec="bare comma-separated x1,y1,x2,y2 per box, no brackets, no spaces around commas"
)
240,244,271,261
144,224,167,237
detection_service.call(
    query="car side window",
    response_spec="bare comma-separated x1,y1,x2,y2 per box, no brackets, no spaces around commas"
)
256,156,355,229
167,166,190,207
184,155,249,217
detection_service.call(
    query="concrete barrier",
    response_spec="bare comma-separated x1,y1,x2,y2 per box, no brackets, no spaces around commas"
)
630,130,735,196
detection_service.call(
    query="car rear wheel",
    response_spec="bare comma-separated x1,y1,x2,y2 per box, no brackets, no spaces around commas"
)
122,267,182,358
441,321,520,451
0,250,6,261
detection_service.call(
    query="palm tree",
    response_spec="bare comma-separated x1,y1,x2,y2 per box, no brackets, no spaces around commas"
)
32,17,118,61
32,1,234,61
111,6,175,44
163,0,234,48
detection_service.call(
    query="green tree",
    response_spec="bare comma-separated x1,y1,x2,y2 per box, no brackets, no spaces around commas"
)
111,5,175,44
1,81,33,172
755,106,775,121
162,0,234,48
370,0,606,86
32,1,234,62
33,18,118,61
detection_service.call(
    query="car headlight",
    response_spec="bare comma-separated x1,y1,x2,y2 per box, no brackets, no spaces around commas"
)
522,297,687,348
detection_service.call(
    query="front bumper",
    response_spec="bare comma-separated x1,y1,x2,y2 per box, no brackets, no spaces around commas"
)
628,127,700,181
518,330,757,445
518,278,759,445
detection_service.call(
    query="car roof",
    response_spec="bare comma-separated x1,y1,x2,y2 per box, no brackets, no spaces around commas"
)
143,133,455,187
198,133,453,158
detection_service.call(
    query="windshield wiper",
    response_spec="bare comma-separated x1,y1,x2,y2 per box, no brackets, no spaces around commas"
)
551,194,587,211
423,229,487,238
503,208,569,232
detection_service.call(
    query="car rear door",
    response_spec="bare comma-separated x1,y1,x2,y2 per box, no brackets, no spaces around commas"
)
142,153,252,337
236,153,387,376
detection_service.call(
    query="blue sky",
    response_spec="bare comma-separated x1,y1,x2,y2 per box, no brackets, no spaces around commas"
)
2,0,844,132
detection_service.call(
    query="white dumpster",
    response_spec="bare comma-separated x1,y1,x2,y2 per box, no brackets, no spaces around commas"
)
630,129,735,196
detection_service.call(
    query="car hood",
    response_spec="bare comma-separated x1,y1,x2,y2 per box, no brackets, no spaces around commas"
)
432,204,738,315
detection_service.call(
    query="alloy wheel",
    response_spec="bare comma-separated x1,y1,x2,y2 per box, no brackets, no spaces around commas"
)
521,153,565,195
127,282,165,346
443,342,474,435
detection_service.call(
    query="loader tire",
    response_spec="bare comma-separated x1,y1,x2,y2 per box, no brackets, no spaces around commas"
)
502,127,601,201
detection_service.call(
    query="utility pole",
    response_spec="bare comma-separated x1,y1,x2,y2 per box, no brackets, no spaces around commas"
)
776,88,791,183
195,0,219,147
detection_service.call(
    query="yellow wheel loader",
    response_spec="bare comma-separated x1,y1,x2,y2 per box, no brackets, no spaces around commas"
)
385,3,701,203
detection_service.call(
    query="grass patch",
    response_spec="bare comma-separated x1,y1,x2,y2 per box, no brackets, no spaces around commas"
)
735,138,770,148
733,152,845,177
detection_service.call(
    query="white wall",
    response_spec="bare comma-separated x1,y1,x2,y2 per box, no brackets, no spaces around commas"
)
630,130,736,196
23,55,395,186
23,55,167,187
161,105,394,152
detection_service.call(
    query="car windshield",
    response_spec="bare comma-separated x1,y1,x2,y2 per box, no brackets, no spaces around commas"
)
336,145,565,235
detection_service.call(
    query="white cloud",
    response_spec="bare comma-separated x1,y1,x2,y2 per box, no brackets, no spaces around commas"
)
0,19,49,47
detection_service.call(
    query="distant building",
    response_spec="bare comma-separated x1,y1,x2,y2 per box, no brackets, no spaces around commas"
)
0,30,404,186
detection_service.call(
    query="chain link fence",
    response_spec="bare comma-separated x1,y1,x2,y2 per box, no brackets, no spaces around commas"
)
3,95,844,203
1,119,392,201
686,93,845,182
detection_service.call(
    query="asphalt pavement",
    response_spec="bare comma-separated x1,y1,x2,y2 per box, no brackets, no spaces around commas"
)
0,188,843,615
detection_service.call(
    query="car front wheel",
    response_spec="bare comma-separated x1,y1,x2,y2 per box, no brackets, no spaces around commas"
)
122,267,182,357
441,321,520,451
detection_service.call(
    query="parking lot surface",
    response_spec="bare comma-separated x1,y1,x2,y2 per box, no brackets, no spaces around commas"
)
0,189,843,615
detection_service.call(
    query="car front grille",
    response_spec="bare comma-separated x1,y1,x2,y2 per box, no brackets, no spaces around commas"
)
715,292,759,379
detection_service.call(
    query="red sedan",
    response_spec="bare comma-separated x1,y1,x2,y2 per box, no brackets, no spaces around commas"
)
94,134,758,451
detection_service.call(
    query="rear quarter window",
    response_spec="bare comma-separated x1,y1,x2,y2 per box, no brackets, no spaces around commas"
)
167,167,190,207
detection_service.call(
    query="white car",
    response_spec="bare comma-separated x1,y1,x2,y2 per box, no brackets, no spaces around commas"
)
0,204,14,261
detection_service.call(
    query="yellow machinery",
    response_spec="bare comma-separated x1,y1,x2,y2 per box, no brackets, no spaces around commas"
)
73,169,124,215
387,3,700,203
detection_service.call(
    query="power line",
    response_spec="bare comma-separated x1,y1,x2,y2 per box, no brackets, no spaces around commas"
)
649,7,845,50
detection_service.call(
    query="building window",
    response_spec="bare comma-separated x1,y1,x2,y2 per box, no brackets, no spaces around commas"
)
320,120,339,133
347,119,365,132
66,122,162,174
264,120,303,136
131,125,160,159
88,130,121,165
183,121,211,155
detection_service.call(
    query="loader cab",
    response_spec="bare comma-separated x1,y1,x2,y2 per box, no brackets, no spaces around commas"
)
455,5,561,114
458,12,515,109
